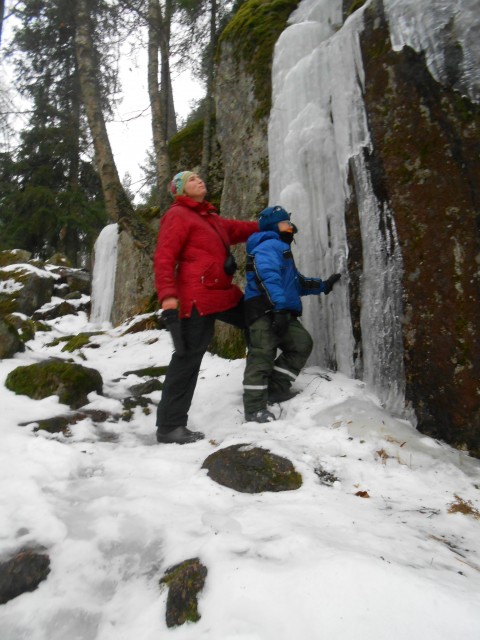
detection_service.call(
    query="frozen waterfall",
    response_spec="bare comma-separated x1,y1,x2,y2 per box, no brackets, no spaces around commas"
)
268,0,405,413
269,0,478,414
90,224,118,327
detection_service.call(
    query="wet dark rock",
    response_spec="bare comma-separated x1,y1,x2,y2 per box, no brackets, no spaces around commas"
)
314,466,340,486
0,548,50,604
48,266,91,295
123,366,168,378
20,409,111,434
5,314,36,344
121,314,164,335
5,359,103,409
32,301,77,321
202,444,303,493
64,291,83,300
0,266,56,316
0,318,24,359
160,558,207,628
360,3,480,456
129,378,163,396
53,283,70,298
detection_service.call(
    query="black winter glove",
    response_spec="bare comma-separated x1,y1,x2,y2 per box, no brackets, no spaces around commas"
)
162,309,186,357
323,273,341,295
272,311,291,337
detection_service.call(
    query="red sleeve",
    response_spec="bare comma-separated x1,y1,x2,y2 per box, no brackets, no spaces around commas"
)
153,209,189,303
219,219,259,246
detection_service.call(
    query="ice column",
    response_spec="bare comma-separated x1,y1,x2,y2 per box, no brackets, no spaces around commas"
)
268,0,405,412
90,223,118,326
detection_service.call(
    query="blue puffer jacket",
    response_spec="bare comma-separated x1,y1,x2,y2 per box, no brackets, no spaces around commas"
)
244,231,326,322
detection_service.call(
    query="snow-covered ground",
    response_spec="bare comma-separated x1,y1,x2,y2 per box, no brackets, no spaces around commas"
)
1,309,479,639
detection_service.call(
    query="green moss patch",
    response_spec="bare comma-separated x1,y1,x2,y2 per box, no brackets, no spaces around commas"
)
5,359,103,409
160,558,208,628
60,332,103,352
202,444,303,493
220,0,300,119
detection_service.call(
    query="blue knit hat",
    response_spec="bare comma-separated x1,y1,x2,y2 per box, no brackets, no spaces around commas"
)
258,206,291,232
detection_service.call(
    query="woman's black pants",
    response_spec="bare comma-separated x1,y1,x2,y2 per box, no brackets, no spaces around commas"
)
156,302,245,432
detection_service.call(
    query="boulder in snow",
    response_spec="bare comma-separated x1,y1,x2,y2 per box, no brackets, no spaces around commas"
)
202,444,303,493
0,547,50,605
5,359,103,409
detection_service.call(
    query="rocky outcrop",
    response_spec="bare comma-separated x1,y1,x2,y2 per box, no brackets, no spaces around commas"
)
215,0,299,221
357,2,480,454
265,0,480,456
111,228,155,327
211,0,300,358
215,42,269,221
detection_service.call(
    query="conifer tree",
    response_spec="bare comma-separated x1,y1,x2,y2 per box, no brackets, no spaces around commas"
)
1,0,108,263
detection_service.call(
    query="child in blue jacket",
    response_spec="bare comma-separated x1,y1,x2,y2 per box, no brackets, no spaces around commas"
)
243,205,341,423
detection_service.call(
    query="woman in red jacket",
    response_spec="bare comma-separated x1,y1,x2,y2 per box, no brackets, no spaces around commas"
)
154,171,259,444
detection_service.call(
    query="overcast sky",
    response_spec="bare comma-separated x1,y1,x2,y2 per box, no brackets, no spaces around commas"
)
107,44,204,199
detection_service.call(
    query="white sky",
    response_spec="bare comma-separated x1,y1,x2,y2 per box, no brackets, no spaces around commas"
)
1,261,480,639
1,10,204,200
107,44,204,198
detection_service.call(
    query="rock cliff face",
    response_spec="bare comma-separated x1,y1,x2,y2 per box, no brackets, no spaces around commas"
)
107,0,480,454
267,0,480,455
215,41,269,221
360,2,480,452
111,228,155,327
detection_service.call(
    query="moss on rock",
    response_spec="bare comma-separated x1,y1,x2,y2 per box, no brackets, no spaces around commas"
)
60,332,103,353
0,318,24,359
202,444,303,493
219,0,300,119
5,359,103,409
160,558,207,628
0,249,31,268
4,314,36,343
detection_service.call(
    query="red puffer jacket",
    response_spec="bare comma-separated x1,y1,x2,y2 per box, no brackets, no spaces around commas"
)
154,196,259,318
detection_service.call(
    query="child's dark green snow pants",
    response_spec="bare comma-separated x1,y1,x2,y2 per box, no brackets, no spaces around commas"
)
243,315,313,414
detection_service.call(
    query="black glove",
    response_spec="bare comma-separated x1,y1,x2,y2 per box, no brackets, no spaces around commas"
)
162,309,186,357
272,311,291,337
324,273,341,295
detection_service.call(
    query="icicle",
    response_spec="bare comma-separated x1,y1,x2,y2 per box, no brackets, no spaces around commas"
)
89,224,118,327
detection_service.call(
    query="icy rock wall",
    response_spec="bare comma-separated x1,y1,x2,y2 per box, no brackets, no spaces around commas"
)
269,0,480,429
269,0,405,413
90,224,118,326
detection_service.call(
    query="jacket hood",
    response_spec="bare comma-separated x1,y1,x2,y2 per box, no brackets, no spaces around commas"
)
246,230,284,253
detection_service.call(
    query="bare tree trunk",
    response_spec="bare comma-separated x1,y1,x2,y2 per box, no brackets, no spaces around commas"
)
148,0,176,211
161,0,177,140
74,0,133,223
201,0,217,182
0,0,5,47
